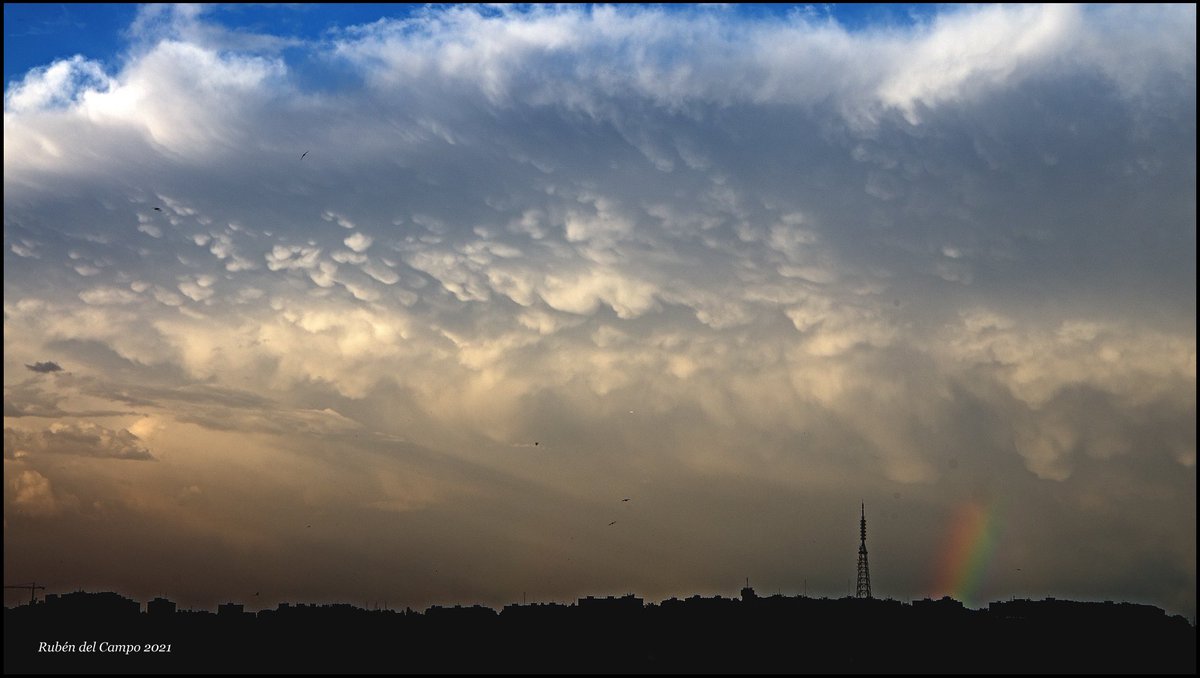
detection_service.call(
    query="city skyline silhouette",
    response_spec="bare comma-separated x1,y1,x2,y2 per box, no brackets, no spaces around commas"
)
5,585,1195,673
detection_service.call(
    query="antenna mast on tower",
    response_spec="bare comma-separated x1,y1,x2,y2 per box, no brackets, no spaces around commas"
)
856,503,872,599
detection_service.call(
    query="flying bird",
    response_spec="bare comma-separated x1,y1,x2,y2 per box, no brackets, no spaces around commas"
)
153,207,162,212
608,521,617,526
622,498,630,502
300,151,308,160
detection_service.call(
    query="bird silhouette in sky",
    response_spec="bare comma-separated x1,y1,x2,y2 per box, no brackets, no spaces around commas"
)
608,521,617,526
153,207,162,211
301,151,308,160
622,498,630,502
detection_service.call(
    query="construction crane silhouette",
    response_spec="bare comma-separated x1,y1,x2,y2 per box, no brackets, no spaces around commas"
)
5,582,46,605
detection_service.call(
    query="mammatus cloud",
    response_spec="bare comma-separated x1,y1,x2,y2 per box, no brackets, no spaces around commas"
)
2,4,1194,617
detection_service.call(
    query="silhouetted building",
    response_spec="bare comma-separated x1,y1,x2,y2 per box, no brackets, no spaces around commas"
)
914,595,964,609
42,591,139,617
740,583,758,602
217,602,245,617
578,594,643,613
501,601,570,620
147,597,177,616
425,604,497,621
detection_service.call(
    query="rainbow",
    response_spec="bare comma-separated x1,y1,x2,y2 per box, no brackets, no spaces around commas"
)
933,499,1002,607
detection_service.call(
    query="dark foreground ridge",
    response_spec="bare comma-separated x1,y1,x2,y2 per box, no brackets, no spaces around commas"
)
5,588,1195,674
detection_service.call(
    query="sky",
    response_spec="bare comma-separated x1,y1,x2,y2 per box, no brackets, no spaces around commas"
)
3,4,1196,619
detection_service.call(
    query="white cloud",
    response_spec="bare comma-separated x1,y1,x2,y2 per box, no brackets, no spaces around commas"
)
266,245,322,271
360,259,400,285
331,250,367,264
877,4,1080,122
323,211,357,230
4,56,115,113
79,286,139,305
343,232,374,253
308,261,338,288
178,280,214,302
11,241,39,258
539,269,660,319
152,287,184,307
